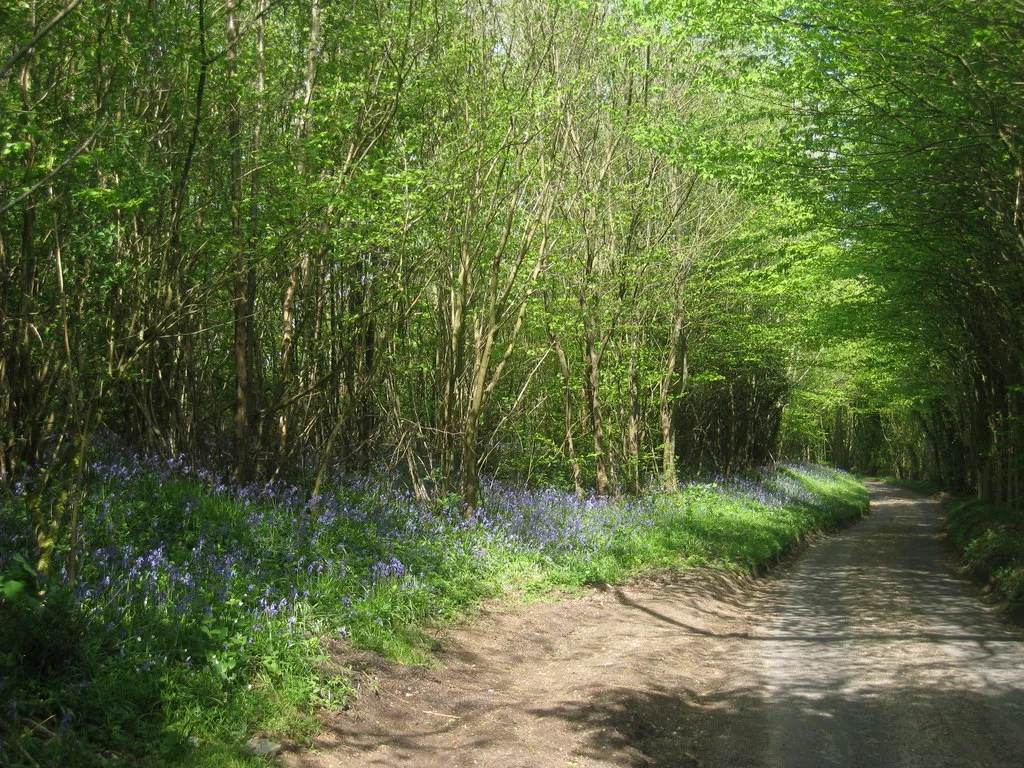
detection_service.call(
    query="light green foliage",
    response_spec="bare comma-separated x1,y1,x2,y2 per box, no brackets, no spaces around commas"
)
642,0,1024,495
767,1,1024,494
0,0,854,507
2,0,1019,758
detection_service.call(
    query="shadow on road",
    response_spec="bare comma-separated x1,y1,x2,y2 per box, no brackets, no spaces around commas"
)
285,485,1024,768
530,677,1024,768
527,485,1024,767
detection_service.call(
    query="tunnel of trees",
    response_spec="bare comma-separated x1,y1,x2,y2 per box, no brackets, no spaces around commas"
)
1,0,1021,510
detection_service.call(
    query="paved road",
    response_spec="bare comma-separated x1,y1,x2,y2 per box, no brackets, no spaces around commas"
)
747,483,1024,768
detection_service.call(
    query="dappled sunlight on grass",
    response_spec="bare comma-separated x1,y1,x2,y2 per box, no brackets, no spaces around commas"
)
946,497,1024,614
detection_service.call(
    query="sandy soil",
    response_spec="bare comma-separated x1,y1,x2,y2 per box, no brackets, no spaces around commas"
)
282,484,1024,768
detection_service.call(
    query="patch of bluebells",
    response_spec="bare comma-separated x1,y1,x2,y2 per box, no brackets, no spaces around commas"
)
3,454,471,670
1,447,850,686
698,463,855,512
706,473,811,509
468,481,660,558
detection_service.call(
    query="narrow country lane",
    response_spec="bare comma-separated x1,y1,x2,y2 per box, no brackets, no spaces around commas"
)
285,484,1024,768
707,483,1024,768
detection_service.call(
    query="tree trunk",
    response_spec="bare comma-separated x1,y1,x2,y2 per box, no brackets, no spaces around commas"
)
584,328,611,495
660,302,687,490
625,344,641,493
550,333,585,495
227,0,251,483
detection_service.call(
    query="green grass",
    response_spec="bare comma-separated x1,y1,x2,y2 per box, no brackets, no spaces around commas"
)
0,461,867,766
945,497,1024,617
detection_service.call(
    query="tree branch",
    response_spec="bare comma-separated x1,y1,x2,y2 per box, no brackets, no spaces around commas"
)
0,0,86,79
0,121,104,217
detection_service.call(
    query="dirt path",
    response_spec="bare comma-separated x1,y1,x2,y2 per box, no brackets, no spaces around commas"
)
283,484,1024,767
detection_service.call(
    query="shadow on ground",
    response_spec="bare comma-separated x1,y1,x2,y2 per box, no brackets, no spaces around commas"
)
284,486,1024,768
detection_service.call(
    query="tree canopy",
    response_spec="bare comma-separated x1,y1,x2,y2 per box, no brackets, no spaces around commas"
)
1,0,1021,525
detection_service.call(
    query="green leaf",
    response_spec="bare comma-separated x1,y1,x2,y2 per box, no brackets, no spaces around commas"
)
2,579,27,601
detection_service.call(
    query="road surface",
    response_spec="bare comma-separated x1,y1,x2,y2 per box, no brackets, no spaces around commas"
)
707,482,1024,767
285,483,1024,767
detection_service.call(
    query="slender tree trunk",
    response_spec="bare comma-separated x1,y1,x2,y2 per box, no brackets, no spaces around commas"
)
227,0,251,483
550,334,584,495
583,328,611,495
660,307,687,490
459,206,549,512
439,233,471,497
625,343,641,493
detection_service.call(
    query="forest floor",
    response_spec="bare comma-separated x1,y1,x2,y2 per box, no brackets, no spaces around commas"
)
281,484,1024,768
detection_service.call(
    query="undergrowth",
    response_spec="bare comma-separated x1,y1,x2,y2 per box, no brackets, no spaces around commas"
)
0,457,866,766
945,498,1024,619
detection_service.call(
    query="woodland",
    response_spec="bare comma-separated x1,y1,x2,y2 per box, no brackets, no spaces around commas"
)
2,0,1022,508
0,0,1022,763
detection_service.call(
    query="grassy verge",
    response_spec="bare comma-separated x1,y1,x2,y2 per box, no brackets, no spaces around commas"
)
0,459,866,766
945,498,1024,620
